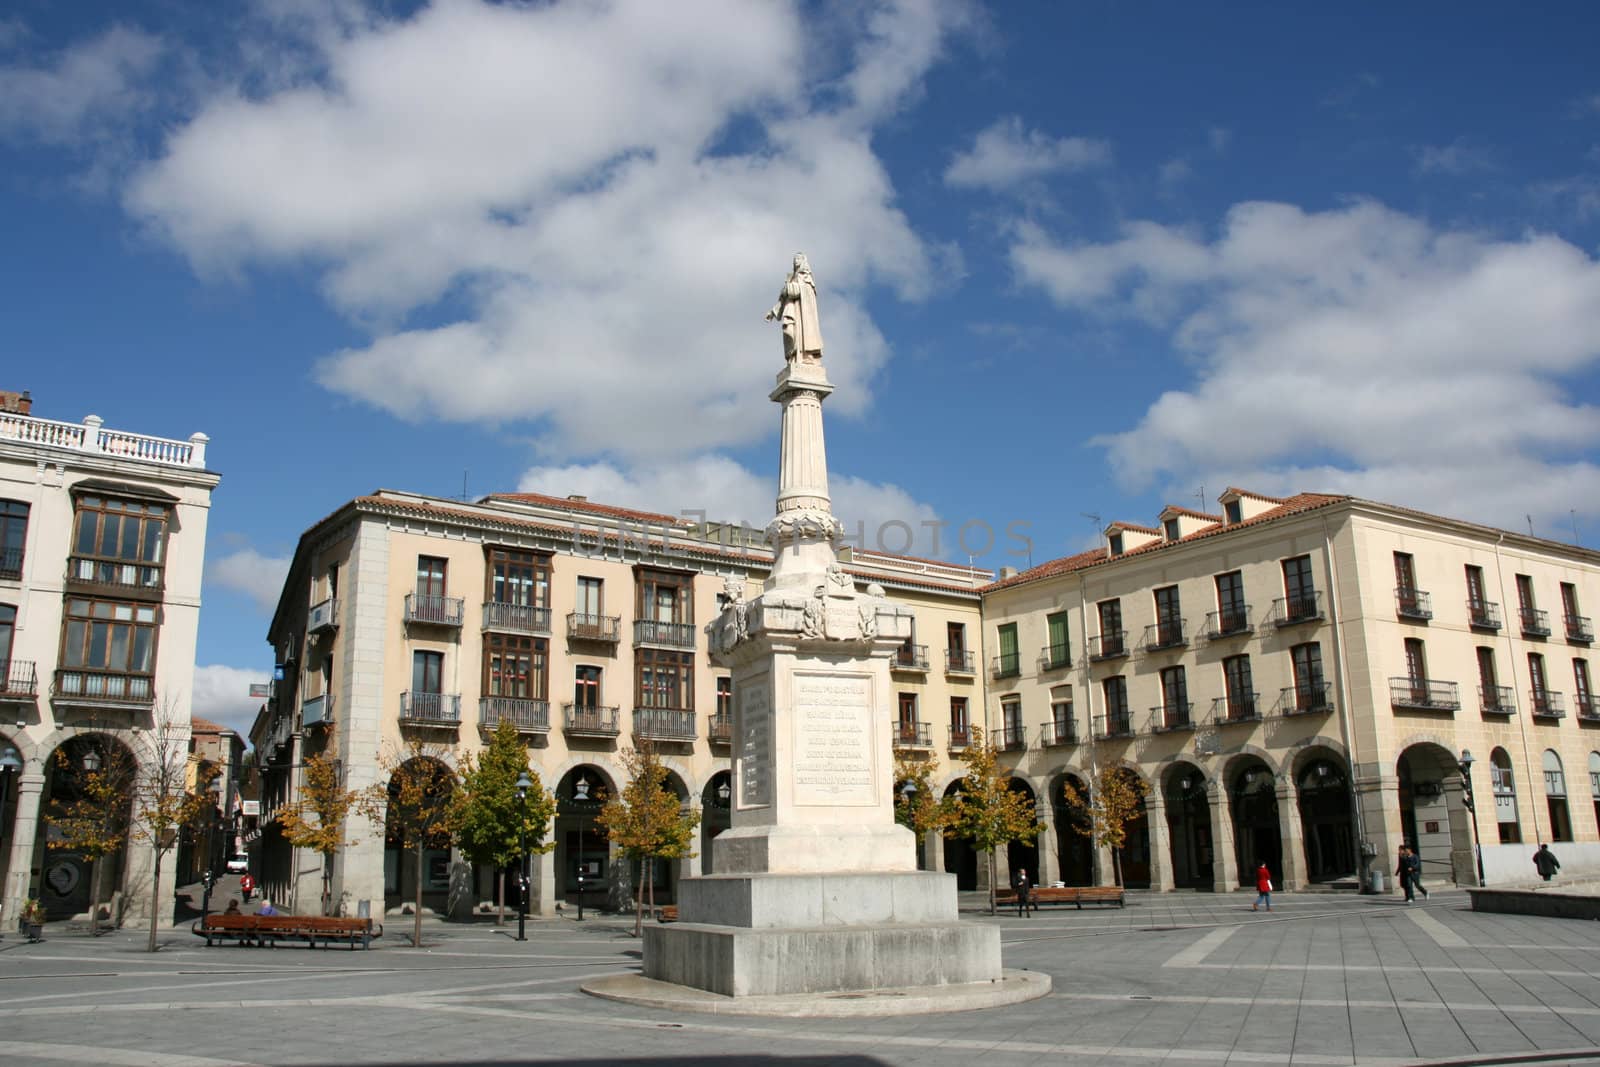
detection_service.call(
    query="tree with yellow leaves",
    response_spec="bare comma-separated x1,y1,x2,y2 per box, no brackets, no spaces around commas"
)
894,754,947,870
1060,765,1150,888
46,735,136,937
595,742,699,936
361,740,457,948
276,730,363,916
451,719,557,925
941,725,1041,914
131,708,219,952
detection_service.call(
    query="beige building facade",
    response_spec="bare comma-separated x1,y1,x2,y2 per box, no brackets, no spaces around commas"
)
0,390,218,925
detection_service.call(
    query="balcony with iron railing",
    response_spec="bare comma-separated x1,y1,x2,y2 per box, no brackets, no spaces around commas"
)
1142,620,1188,653
1098,711,1134,740
399,691,461,726
53,669,153,707
1530,689,1566,720
301,693,333,728
0,660,38,699
1042,718,1078,746
997,724,1028,752
563,703,620,737
944,649,975,675
1089,631,1129,662
1270,591,1325,627
1467,600,1502,631
991,653,1021,681
405,593,464,627
66,556,163,593
308,597,339,634
1478,685,1515,717
1038,643,1072,672
948,724,972,750
1278,681,1333,716
634,707,696,741
1202,606,1253,641
1567,614,1595,643
482,602,552,635
633,619,697,650
567,613,621,642
892,643,930,672
0,545,22,580
479,696,550,734
893,721,933,750
1395,587,1433,620
1389,677,1460,712
1151,702,1195,733
1520,607,1551,638
1577,695,1599,723
0,409,209,468
709,713,732,745
1213,693,1261,725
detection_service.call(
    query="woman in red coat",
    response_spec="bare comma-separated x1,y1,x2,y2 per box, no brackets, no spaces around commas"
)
1252,863,1273,911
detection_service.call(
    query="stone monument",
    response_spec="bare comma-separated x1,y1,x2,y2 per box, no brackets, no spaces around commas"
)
585,255,1046,1015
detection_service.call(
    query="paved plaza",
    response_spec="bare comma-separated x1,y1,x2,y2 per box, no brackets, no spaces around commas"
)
7,888,1600,1066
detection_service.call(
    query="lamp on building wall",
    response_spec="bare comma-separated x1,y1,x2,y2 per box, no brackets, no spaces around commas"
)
1458,750,1487,887
514,770,532,942
573,775,591,922
81,747,101,773
717,779,731,806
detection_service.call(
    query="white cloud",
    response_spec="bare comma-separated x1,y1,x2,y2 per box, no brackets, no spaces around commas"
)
0,26,162,143
1414,139,1492,175
207,546,292,613
945,116,1111,191
1011,200,1600,529
125,0,966,461
192,664,271,739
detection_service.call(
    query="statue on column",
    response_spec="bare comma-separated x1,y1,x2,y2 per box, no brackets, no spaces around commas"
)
764,252,824,364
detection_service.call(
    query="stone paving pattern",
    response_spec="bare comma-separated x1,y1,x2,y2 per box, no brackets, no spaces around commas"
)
7,889,1600,1066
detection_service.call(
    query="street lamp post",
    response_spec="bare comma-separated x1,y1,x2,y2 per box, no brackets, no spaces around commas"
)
899,780,918,869
515,771,531,943
573,776,590,922
1458,749,1487,887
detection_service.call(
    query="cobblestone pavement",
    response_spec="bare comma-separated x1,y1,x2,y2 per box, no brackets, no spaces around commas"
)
6,888,1600,1066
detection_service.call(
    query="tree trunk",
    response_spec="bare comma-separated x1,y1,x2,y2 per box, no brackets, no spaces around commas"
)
633,856,644,937
986,849,998,915
412,842,424,948
147,844,163,952
496,869,505,926
647,858,656,921
321,853,333,916
1112,846,1124,888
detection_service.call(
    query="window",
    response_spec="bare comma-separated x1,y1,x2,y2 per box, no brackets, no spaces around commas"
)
947,622,966,654
950,696,970,747
898,692,918,729
0,603,12,673
70,496,167,588
1102,676,1130,734
1530,653,1552,714
1108,532,1124,556
996,623,1019,676
1404,638,1428,682
1590,752,1600,836
412,650,444,694
1163,517,1180,541
1001,696,1023,746
1154,585,1182,645
1477,647,1503,709
0,500,27,578
1159,665,1188,726
487,549,549,607
1491,748,1521,844
574,665,601,707
1224,500,1243,524
1045,611,1070,668
1097,599,1123,655
1565,583,1583,619
1544,749,1572,842
1466,565,1488,610
61,596,157,676
1049,686,1073,742
1394,552,1418,594
416,556,447,598
636,648,692,709
716,677,732,720
1291,642,1325,707
1516,574,1538,616
576,577,603,616
1282,556,1315,617
484,633,544,699
1575,659,1594,718
1223,655,1253,719
1216,571,1246,632
638,570,692,624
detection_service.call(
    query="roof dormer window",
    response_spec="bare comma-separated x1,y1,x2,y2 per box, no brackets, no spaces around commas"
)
1109,532,1124,556
1225,500,1242,524
1163,517,1180,541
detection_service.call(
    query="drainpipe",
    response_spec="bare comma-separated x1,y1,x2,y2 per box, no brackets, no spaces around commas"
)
1321,514,1373,890
1493,531,1542,844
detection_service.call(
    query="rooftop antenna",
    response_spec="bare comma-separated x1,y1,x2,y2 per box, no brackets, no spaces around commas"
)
1527,514,1535,537
462,470,470,502
1195,485,1207,511
1573,509,1582,546
1081,512,1102,531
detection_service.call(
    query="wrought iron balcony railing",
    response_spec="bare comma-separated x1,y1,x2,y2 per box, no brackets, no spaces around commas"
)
1577,695,1599,722
1213,693,1261,724
0,544,23,579
563,703,620,736
1203,606,1253,640
892,643,929,671
405,593,464,627
1395,587,1433,620
301,693,332,728
1089,631,1128,661
991,653,1021,680
0,660,38,698
567,613,621,642
1098,712,1134,739
1567,614,1594,643
1271,591,1325,627
399,691,461,724
1042,719,1078,746
479,696,550,734
1467,600,1502,631
633,619,696,649
634,707,696,741
482,602,552,635
1278,682,1333,716
1388,677,1460,711
944,649,975,674
893,721,932,749
1520,607,1551,637
1142,620,1187,652
1478,685,1515,716
53,669,153,706
1151,702,1194,733
997,725,1028,752
1530,690,1565,719
1038,643,1072,672
308,597,339,634
948,724,972,750
709,713,732,744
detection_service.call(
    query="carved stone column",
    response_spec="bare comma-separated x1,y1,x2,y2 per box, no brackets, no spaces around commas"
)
1146,793,1176,892
1276,774,1307,891
1209,783,1239,893
2,766,45,923
1035,806,1058,886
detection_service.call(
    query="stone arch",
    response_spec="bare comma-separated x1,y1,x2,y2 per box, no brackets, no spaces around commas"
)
1227,754,1281,889
37,732,138,922
382,755,457,914
1049,769,1096,886
1161,758,1213,889
554,763,615,913
1005,776,1040,888
1287,735,1350,774
1396,740,1471,886
1292,747,1357,882
699,770,733,875
1219,745,1283,782
940,778,977,890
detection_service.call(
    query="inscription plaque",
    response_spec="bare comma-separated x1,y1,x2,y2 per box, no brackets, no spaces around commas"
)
738,679,772,808
793,672,875,806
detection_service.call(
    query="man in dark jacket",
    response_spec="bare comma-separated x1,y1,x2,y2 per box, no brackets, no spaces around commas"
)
1534,843,1561,881
1014,868,1034,916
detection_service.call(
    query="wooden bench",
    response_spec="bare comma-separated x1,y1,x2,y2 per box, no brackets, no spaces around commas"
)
993,885,1125,910
655,905,679,922
193,913,383,949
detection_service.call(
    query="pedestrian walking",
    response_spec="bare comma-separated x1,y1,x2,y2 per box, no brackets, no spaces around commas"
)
1534,843,1561,881
240,872,254,903
1014,868,1034,917
1396,845,1415,903
1406,846,1428,900
1252,862,1273,911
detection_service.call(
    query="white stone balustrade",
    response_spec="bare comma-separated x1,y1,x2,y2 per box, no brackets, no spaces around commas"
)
0,411,208,468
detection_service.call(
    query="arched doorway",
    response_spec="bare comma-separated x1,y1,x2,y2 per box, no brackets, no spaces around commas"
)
701,771,732,874
1112,768,1151,889
1164,763,1212,889
38,734,135,921
1491,747,1522,843
1005,778,1040,886
555,765,613,914
941,781,977,890
1052,772,1095,886
1231,761,1281,888
1397,743,1469,885
382,756,456,915
1296,756,1355,882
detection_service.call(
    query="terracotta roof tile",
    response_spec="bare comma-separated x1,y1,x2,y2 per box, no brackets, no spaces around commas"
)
1160,505,1223,522
1107,521,1161,534
190,716,224,733
485,492,683,526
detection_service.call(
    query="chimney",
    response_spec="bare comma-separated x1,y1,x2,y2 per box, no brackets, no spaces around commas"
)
999,566,1019,580
0,389,31,415
566,494,588,503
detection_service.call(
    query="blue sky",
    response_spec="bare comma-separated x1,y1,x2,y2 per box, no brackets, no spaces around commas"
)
4,1,1599,734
